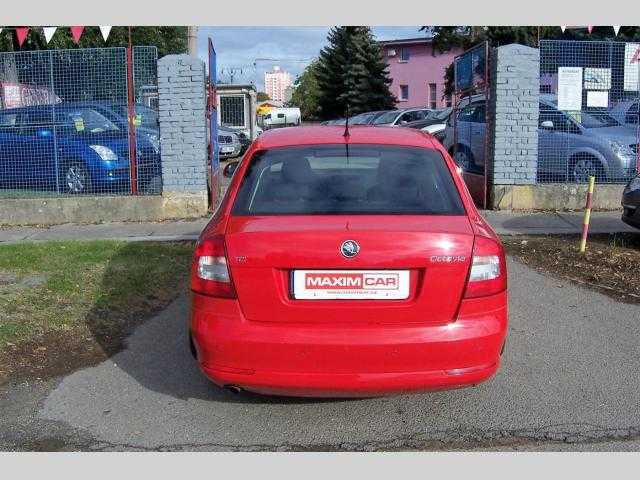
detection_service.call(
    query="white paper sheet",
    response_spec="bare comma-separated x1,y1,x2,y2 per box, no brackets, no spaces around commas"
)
558,67,583,111
586,91,609,108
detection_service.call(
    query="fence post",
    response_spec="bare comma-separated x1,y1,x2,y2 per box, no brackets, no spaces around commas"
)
48,49,60,194
487,44,540,210
126,46,138,195
157,54,209,205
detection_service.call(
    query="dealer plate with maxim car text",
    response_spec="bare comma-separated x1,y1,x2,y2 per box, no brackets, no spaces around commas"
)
292,270,410,300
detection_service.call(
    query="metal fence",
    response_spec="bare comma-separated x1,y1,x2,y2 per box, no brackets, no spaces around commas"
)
0,46,160,198
539,40,640,184
451,41,490,208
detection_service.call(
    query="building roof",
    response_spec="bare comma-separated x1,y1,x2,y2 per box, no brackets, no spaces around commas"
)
378,37,434,47
252,125,438,150
216,83,256,91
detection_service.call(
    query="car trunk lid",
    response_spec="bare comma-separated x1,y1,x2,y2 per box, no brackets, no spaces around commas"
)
225,215,474,325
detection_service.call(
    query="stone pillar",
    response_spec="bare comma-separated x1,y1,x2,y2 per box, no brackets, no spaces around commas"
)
157,54,209,214
487,44,540,209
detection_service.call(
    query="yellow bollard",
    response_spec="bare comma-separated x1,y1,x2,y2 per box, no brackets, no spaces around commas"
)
579,176,596,254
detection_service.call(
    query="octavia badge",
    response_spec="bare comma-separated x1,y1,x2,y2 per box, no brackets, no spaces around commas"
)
340,240,360,258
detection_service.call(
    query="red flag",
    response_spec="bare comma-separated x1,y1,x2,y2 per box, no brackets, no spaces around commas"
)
16,27,30,47
587,25,593,34
70,26,85,44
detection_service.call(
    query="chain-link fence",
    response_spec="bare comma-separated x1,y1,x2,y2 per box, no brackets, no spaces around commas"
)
539,40,640,184
0,46,160,198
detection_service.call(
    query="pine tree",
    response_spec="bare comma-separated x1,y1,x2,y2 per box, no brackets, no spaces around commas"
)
316,26,395,120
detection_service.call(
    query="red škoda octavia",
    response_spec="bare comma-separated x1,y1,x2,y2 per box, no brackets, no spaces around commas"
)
190,126,507,397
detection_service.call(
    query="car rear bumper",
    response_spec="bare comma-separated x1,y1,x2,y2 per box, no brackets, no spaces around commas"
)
190,291,508,397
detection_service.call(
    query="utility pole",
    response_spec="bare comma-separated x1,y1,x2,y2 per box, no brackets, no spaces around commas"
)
188,26,198,57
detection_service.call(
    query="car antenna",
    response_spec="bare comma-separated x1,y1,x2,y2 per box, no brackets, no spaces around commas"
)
343,104,350,138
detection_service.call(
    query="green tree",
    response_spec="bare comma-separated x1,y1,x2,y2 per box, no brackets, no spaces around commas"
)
315,26,395,120
256,91,271,102
289,61,321,119
0,27,187,57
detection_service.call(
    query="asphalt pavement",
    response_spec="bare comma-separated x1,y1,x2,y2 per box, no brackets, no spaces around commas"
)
2,257,640,451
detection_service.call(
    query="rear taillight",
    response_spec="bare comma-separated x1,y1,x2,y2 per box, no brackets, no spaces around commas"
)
191,236,236,298
463,236,507,299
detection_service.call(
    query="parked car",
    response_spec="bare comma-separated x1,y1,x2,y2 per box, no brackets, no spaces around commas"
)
442,94,638,182
371,108,432,127
609,100,639,127
189,125,508,397
0,102,161,194
217,126,243,159
401,108,452,141
263,107,301,128
622,174,640,229
349,110,388,125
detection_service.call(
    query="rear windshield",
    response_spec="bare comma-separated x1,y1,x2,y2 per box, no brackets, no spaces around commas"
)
232,144,465,215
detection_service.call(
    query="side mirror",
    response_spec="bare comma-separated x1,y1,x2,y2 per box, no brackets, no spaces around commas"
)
541,120,554,130
223,161,239,178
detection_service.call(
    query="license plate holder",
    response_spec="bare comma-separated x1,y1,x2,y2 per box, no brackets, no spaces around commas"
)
292,270,410,300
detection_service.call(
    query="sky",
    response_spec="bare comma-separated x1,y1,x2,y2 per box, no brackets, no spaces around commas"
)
197,26,424,90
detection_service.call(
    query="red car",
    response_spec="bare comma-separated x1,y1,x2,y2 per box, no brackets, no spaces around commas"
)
190,126,508,397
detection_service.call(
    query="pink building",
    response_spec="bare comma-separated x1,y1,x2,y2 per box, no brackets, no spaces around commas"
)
379,37,462,109
264,66,292,103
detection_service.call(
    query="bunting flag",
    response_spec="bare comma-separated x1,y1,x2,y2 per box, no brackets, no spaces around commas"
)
43,27,57,44
16,27,30,46
587,25,593,34
613,26,621,36
99,26,112,42
70,26,85,44
561,26,566,33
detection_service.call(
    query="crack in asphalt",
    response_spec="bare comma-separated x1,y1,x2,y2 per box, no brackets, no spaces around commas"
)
6,422,640,452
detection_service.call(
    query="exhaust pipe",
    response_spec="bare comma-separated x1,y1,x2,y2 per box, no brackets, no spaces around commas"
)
224,385,243,395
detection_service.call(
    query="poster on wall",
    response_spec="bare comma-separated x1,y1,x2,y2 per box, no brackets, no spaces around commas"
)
624,43,640,91
557,67,583,111
586,90,609,108
584,68,611,90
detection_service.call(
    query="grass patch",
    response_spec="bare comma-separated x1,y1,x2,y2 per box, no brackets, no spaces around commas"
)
0,240,194,383
502,232,640,303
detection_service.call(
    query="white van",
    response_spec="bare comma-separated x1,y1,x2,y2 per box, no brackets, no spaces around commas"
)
263,107,301,128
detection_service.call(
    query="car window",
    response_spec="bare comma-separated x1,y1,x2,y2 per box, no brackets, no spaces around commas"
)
351,113,374,125
114,104,158,128
539,105,580,134
55,108,120,133
397,112,414,124
232,144,465,216
578,110,620,128
372,111,399,125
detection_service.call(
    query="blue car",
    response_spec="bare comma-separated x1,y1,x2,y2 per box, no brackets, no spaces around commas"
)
0,102,161,194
